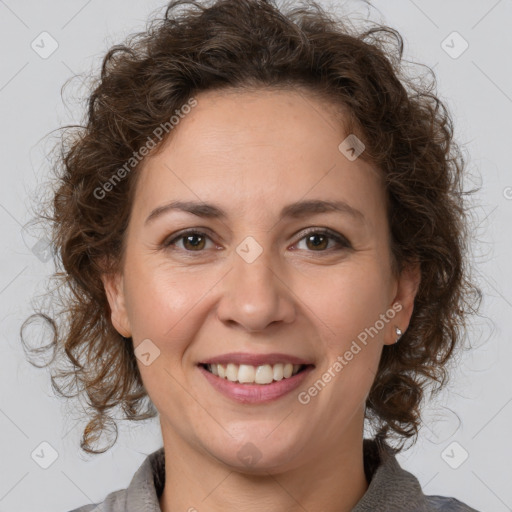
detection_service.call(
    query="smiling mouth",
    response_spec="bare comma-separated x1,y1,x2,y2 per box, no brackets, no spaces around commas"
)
199,362,312,385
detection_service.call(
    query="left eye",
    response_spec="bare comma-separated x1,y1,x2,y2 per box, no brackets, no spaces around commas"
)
163,229,350,253
294,229,350,251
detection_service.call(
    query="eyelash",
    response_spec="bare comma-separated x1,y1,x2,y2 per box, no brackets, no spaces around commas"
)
162,227,351,254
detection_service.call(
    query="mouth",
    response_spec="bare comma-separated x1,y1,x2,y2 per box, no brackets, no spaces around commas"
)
199,362,312,385
197,352,315,403
197,360,315,404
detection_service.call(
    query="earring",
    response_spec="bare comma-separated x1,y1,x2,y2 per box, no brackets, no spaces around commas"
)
395,326,403,343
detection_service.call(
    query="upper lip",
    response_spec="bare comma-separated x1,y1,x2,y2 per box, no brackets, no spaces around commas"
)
199,352,314,367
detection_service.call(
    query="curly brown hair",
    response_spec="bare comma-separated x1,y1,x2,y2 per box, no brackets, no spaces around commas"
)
21,0,482,454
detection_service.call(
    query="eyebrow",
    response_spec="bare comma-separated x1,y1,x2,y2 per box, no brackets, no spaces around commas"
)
145,199,365,225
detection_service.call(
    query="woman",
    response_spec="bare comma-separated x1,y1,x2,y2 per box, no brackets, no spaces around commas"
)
21,0,482,510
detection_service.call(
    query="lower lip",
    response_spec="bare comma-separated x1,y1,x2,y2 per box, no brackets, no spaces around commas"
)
198,365,314,404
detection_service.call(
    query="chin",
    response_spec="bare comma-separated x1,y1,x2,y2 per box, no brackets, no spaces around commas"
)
205,435,304,474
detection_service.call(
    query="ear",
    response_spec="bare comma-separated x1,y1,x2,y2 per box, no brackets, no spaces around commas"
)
101,271,132,338
384,260,421,345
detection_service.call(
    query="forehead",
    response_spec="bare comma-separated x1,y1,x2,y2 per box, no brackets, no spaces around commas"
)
134,87,386,227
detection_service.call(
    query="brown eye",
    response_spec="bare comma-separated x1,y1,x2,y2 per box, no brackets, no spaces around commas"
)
304,233,329,250
163,228,351,254
164,231,212,251
295,229,351,252
181,233,206,251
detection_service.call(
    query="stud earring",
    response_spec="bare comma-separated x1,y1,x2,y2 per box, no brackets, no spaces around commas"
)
395,326,403,343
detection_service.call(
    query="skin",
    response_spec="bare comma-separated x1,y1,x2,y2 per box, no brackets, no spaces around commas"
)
102,87,420,512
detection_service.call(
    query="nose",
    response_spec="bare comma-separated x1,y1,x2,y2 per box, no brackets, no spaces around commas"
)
215,240,296,333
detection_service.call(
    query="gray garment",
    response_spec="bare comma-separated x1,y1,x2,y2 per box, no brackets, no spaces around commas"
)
68,438,480,512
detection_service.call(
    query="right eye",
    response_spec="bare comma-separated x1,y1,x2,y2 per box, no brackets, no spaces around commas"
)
162,229,217,252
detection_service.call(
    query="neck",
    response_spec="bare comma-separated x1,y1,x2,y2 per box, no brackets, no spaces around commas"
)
158,421,369,512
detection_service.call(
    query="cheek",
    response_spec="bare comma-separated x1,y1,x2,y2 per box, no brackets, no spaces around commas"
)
122,263,211,406
122,256,221,347
301,260,390,342
314,265,391,402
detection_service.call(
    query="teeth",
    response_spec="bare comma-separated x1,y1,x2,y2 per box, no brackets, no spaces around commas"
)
255,364,274,384
226,363,238,381
238,364,256,383
273,364,284,381
206,362,304,384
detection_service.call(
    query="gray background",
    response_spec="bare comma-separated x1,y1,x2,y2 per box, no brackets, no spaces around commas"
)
1,0,511,511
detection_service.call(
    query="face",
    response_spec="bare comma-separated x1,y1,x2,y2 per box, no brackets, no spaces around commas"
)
102,87,419,473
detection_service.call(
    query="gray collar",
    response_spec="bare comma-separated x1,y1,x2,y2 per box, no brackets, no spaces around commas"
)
88,438,476,512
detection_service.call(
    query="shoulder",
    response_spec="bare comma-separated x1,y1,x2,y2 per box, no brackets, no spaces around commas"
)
66,488,128,512
66,447,165,512
352,438,481,512
425,494,480,511
67,506,96,512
